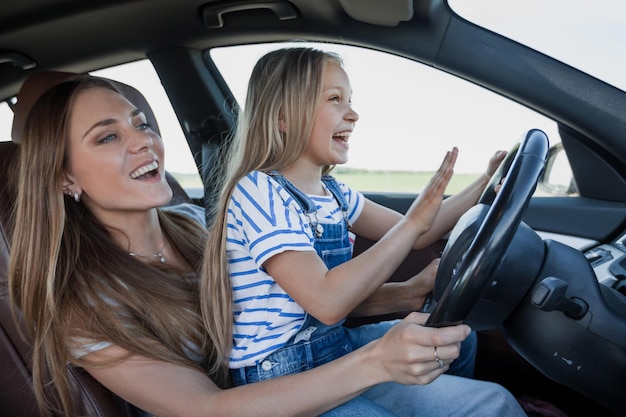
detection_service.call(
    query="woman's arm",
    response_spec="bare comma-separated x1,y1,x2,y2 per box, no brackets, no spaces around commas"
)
85,313,470,417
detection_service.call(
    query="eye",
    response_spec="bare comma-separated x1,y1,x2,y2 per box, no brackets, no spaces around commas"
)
329,95,340,102
96,133,117,144
136,122,152,131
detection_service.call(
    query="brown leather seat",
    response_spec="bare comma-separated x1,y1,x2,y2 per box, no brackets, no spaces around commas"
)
0,71,194,416
0,142,123,417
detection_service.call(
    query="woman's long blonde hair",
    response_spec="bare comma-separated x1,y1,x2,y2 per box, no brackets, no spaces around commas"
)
201,47,343,383
8,77,210,416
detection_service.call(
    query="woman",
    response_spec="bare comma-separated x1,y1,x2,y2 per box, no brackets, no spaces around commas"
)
9,74,522,417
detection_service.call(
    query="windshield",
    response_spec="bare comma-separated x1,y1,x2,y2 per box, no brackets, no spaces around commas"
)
449,0,626,92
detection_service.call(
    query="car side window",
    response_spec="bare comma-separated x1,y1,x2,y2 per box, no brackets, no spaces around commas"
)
210,42,574,197
92,61,204,199
0,101,14,141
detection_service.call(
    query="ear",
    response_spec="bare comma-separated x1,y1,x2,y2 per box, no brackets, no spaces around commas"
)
61,172,80,195
278,116,287,133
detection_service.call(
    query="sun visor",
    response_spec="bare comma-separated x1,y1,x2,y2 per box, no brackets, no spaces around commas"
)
338,0,414,26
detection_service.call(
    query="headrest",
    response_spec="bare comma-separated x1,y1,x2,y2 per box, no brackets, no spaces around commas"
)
11,71,160,143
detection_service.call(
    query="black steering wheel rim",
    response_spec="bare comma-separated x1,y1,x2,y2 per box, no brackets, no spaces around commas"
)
425,129,549,328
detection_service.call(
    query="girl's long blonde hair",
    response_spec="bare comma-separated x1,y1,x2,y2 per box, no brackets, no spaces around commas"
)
201,47,343,383
8,77,210,416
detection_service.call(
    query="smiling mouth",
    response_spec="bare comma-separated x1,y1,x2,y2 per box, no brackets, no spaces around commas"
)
130,161,159,179
333,131,350,142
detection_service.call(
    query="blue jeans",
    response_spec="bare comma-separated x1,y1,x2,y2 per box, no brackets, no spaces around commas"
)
230,319,500,416
321,375,527,417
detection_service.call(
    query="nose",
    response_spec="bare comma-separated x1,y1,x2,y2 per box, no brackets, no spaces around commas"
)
129,129,154,152
346,105,359,123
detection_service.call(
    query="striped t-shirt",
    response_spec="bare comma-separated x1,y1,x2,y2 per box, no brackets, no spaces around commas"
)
227,171,364,368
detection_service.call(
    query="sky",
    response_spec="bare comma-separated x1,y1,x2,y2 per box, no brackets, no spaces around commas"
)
210,43,559,174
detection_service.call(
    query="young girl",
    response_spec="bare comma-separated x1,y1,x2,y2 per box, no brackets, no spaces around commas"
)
10,72,518,417
203,47,522,415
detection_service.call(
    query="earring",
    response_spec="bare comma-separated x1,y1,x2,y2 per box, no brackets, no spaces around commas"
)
66,190,80,202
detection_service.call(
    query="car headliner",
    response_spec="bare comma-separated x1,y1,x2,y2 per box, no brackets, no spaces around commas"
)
0,0,425,99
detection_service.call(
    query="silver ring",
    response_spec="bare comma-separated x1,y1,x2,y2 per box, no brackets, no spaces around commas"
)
434,346,444,368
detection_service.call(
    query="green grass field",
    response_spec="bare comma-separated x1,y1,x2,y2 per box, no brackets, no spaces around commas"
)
332,169,481,194
172,169,482,195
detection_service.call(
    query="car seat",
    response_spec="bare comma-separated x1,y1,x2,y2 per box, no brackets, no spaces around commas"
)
0,71,195,416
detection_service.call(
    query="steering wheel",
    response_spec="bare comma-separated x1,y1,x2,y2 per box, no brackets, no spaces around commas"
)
425,129,549,328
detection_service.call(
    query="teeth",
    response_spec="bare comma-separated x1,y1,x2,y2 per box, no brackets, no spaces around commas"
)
333,132,350,141
130,161,158,179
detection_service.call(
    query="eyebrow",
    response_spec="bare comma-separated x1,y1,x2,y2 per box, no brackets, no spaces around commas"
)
82,108,144,139
323,84,351,94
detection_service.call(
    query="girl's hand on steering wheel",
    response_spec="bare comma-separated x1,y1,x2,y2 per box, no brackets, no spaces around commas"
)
486,150,507,178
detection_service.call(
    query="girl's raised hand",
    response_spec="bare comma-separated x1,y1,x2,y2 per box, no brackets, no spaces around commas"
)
404,147,458,235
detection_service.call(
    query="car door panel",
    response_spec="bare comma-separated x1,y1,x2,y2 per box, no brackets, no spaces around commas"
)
364,193,626,243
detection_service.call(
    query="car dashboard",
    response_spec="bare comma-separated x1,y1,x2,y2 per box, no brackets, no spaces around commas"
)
585,231,626,296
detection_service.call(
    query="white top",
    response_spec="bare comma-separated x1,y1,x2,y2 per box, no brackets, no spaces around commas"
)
69,203,206,360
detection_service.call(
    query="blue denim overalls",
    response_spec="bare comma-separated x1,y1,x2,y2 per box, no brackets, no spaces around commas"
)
230,172,476,388
230,172,357,386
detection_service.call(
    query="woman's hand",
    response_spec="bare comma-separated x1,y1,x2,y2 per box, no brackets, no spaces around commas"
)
367,312,471,386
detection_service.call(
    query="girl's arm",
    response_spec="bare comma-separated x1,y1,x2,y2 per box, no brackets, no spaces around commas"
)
344,152,505,320
352,150,506,249
264,149,456,324
349,258,439,318
85,314,470,417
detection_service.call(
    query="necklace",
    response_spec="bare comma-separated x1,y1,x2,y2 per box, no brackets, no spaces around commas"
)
129,242,166,263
